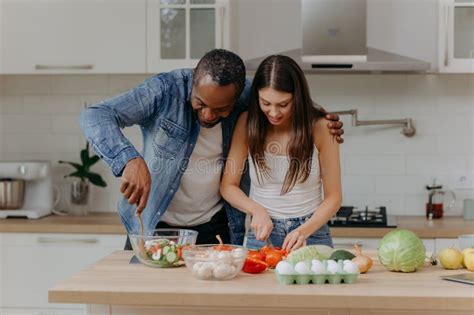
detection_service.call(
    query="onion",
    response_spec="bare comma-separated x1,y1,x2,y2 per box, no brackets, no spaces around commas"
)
351,244,373,273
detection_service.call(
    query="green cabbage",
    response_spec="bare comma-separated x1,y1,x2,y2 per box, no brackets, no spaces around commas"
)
286,245,333,264
378,229,426,272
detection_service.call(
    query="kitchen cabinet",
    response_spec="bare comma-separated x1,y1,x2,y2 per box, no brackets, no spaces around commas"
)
367,0,439,71
438,0,474,73
147,0,230,73
0,233,124,315
0,0,146,74
229,0,301,61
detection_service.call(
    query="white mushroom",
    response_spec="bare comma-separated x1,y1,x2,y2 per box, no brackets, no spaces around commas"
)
213,264,235,279
196,262,214,279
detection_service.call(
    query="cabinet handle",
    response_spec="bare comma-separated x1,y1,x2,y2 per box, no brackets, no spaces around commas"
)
35,64,94,70
219,6,225,49
444,4,450,67
37,237,99,244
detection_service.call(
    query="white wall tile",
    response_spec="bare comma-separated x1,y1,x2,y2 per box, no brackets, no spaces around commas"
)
1,114,51,133
51,75,109,95
406,156,468,175
437,135,474,156
345,156,405,175
342,175,376,194
108,75,147,94
0,96,24,114
3,76,52,95
51,115,82,133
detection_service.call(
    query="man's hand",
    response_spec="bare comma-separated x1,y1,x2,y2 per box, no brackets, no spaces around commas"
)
251,208,274,241
120,157,151,214
325,113,344,144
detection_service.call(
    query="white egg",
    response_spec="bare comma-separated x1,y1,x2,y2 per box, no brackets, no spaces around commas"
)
343,262,360,274
326,263,342,274
311,263,326,274
311,259,323,268
276,261,295,275
343,259,352,265
327,260,338,266
294,262,311,274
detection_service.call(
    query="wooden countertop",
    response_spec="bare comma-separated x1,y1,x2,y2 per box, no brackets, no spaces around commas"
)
49,250,474,311
0,213,126,234
0,213,472,238
332,216,474,238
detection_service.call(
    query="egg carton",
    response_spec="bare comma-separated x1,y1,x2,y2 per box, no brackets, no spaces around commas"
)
275,260,359,285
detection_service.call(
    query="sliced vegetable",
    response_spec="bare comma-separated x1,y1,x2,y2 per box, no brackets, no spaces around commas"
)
242,257,268,274
265,250,284,268
248,250,266,261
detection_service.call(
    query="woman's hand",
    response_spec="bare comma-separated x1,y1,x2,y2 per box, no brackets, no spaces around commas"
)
251,208,273,241
282,229,307,252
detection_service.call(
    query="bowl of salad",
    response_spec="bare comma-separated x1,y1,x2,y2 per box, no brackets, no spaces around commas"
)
182,244,248,280
129,229,198,268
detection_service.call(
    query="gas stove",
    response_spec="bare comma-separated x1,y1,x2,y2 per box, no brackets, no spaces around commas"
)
328,206,397,228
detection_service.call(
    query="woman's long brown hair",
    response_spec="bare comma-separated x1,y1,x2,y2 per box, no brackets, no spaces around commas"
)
247,55,327,195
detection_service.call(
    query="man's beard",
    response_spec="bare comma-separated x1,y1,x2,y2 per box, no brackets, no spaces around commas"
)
196,109,222,128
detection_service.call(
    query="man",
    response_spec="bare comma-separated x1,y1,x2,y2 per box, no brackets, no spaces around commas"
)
80,49,344,248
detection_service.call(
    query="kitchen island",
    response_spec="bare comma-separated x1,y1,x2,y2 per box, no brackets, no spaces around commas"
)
49,251,474,315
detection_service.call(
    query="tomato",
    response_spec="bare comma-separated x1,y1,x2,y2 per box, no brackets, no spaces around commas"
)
242,257,268,274
248,250,266,261
265,250,283,268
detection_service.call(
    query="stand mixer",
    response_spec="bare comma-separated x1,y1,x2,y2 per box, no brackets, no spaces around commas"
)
0,161,54,219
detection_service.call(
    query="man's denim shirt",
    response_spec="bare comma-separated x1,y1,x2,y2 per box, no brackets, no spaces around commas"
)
80,69,251,245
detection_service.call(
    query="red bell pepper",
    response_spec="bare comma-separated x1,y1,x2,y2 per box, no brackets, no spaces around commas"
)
242,257,268,274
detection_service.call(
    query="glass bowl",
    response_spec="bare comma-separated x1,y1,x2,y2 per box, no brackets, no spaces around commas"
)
128,228,198,268
182,244,248,280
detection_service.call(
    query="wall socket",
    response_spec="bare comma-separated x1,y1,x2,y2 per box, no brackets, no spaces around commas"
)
455,175,474,190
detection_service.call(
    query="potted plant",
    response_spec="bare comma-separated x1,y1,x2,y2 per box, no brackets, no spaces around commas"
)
59,143,107,206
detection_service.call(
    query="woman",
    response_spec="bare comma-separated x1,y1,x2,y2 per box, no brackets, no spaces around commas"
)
220,55,342,252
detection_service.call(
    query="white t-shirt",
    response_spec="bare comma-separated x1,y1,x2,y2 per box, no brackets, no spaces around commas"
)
161,123,224,226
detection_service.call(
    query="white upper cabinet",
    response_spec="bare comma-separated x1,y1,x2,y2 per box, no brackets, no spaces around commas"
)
147,0,230,73
1,0,147,74
438,0,474,73
367,0,439,70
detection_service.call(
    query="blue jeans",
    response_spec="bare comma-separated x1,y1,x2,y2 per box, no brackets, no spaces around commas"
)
245,213,333,249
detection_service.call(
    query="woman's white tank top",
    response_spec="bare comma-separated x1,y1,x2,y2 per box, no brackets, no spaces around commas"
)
248,146,323,219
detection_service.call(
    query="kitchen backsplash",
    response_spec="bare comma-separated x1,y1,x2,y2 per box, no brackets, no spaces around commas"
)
0,74,472,216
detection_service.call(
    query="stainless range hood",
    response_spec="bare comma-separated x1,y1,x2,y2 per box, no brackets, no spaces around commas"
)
245,0,430,73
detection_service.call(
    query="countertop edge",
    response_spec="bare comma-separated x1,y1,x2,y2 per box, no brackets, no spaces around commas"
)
48,290,474,311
